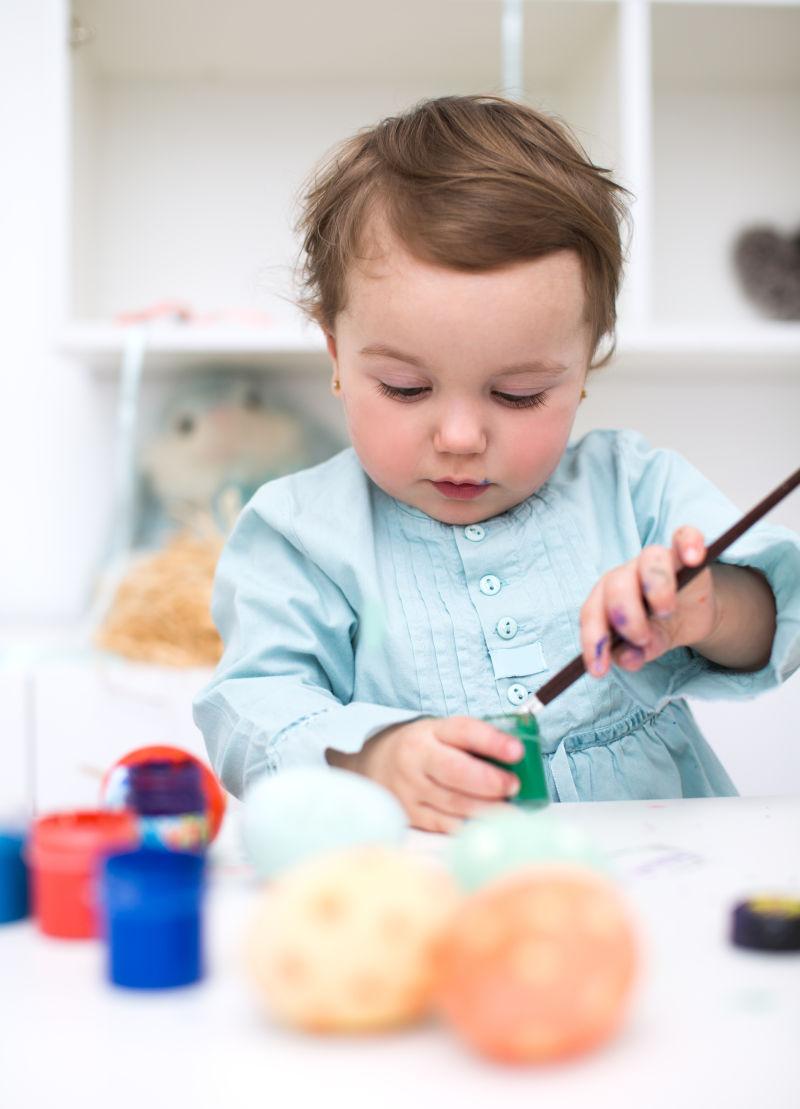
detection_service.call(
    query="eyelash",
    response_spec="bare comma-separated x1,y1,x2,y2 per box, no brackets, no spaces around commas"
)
376,383,548,410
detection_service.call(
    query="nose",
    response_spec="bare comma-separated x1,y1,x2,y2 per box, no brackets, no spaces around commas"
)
432,400,488,456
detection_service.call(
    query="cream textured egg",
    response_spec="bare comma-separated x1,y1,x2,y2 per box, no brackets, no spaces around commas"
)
246,846,459,1032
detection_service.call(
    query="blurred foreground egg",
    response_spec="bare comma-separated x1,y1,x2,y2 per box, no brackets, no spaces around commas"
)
448,807,607,892
242,767,407,879
246,846,459,1032
434,868,638,1063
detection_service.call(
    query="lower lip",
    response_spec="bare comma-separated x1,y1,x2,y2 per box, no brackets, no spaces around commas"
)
432,481,491,500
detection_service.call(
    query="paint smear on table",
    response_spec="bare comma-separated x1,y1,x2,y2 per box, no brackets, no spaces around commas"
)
608,843,707,879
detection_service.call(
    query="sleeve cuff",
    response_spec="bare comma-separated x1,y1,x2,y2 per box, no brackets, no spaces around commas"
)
243,702,426,791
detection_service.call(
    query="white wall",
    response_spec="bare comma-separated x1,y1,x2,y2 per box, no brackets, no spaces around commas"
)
0,0,111,621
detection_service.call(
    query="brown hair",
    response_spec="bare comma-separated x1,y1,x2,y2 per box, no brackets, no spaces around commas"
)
296,95,631,369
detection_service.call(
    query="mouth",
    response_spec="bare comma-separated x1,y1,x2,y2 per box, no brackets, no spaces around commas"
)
431,480,492,501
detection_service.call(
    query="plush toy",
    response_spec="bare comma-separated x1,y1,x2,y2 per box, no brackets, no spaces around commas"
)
733,225,800,321
96,369,342,666
135,370,339,546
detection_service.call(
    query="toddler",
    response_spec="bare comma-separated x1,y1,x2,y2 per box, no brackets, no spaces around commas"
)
193,96,800,832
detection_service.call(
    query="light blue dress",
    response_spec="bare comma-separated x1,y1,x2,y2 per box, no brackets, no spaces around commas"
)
193,430,800,802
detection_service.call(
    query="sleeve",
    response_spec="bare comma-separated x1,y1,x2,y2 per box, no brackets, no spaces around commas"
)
192,490,423,798
610,431,800,710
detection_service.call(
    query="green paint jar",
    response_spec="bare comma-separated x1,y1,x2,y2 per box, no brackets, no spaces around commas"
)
481,713,550,808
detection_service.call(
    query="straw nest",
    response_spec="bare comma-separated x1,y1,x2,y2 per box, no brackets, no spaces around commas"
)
95,531,224,667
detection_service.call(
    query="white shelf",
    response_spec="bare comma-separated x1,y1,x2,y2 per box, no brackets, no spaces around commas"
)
613,322,800,373
59,319,327,371
58,318,800,375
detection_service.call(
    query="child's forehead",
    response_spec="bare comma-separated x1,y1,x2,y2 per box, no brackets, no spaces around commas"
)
343,228,587,335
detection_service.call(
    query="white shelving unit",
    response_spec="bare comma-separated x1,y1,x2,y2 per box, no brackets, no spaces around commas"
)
61,0,800,375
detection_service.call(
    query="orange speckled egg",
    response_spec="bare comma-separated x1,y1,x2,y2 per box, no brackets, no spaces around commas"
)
433,867,638,1063
246,846,460,1033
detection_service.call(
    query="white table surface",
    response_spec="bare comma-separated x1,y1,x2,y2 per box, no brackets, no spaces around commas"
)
2,796,799,1109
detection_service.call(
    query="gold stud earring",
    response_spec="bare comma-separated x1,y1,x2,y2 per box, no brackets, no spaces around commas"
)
580,388,587,401
331,378,342,395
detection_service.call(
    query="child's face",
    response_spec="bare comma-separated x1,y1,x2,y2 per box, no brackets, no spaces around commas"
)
326,228,591,524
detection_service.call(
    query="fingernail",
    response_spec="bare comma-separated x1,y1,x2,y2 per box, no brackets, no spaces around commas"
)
591,658,605,676
506,740,524,762
620,646,644,666
686,546,702,562
507,777,521,797
610,607,627,628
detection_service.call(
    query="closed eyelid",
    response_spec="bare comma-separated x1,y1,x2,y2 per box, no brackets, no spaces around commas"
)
493,388,542,397
378,375,429,388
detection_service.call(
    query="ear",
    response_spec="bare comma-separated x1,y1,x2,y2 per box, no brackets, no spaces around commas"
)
325,331,338,372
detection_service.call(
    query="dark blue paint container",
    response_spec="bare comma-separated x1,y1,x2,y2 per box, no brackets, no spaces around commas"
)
0,830,29,924
102,848,205,989
126,760,209,852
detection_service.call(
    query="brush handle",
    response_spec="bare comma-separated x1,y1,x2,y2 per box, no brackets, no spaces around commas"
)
530,465,800,711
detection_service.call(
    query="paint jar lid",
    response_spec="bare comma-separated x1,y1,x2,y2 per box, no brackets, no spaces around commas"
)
28,811,139,872
731,896,800,952
127,760,205,816
103,847,205,911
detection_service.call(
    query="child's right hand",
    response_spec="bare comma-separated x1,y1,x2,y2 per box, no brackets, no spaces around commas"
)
326,717,523,834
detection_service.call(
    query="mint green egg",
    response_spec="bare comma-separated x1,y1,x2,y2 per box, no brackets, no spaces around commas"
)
242,766,408,879
447,807,608,892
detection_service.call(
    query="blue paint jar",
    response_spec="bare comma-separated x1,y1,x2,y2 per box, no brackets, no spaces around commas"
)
127,760,209,852
101,848,205,989
0,830,29,924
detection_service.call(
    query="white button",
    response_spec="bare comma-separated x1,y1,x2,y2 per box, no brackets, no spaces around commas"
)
507,683,528,706
496,617,518,640
479,574,501,596
464,524,486,542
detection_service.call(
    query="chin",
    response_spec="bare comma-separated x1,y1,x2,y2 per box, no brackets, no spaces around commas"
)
423,498,498,526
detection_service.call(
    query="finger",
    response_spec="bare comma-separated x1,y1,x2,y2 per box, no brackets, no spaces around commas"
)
434,716,524,763
428,742,520,801
612,621,671,671
581,581,612,678
613,642,647,671
603,565,653,650
673,525,706,568
422,777,506,819
412,803,463,835
639,545,678,619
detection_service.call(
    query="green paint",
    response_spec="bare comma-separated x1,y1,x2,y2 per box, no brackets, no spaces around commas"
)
480,713,550,808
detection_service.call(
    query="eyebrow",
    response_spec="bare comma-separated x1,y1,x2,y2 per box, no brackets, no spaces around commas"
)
358,343,568,376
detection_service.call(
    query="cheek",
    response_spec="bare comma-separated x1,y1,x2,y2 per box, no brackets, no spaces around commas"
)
345,400,421,476
503,409,574,480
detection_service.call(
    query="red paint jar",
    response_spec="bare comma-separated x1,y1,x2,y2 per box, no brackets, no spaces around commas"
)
29,811,139,939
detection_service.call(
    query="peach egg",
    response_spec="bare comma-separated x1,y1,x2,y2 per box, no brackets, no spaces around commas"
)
433,866,638,1062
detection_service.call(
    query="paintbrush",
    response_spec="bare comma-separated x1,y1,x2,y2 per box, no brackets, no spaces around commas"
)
520,464,800,717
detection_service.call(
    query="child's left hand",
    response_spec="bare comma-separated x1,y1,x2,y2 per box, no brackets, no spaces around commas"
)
581,526,717,677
